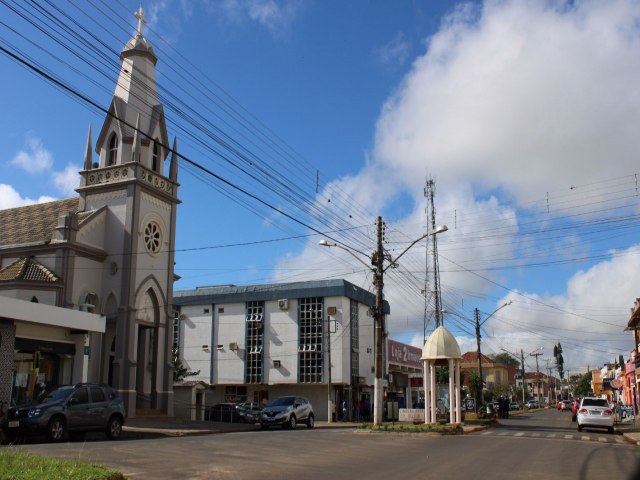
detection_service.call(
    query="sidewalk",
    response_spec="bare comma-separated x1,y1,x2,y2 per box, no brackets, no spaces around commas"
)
123,415,640,443
123,417,362,438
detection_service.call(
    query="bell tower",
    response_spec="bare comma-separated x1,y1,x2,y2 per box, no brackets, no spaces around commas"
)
76,7,180,417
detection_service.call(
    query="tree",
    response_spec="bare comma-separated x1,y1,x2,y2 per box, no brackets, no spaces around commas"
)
172,346,200,382
553,343,565,380
574,371,592,397
490,352,520,369
467,370,482,407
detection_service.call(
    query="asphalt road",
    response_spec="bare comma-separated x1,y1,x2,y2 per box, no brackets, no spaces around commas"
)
11,409,640,480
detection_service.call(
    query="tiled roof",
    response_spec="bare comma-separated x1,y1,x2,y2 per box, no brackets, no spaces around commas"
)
0,198,79,246
0,257,60,283
460,351,494,365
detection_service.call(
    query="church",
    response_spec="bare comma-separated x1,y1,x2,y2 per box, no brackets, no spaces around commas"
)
0,9,179,417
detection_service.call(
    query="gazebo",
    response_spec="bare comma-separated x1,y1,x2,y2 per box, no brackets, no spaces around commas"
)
421,326,462,424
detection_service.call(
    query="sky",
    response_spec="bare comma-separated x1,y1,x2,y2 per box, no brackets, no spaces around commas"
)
1,0,640,378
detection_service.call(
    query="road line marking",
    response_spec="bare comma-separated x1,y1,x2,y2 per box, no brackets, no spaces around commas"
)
531,432,540,437
598,437,607,443
481,431,492,435
497,431,509,436
564,435,574,439
581,436,590,441
514,432,525,437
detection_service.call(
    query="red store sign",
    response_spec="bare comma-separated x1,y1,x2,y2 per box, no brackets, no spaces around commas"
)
388,339,422,369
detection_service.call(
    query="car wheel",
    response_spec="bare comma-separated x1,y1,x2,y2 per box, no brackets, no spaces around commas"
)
47,416,66,442
286,415,296,430
571,415,576,422
307,414,314,429
608,426,614,434
106,415,123,440
577,424,583,432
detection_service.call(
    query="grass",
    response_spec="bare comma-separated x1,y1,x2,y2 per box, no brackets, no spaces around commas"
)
0,449,125,480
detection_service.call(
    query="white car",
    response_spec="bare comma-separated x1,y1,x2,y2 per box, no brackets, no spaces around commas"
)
576,397,614,433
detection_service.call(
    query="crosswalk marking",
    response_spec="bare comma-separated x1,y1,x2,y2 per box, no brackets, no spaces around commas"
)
473,429,628,445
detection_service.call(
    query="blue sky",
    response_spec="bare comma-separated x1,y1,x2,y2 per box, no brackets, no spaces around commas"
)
2,0,640,377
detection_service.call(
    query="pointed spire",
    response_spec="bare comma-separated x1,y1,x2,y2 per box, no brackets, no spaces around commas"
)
132,113,141,163
169,136,179,182
83,124,93,170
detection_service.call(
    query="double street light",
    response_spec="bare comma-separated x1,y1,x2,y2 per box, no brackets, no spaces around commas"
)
320,216,447,426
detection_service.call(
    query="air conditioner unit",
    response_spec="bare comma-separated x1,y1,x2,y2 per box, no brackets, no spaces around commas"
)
278,299,289,310
327,306,337,316
273,360,281,368
229,342,239,351
179,313,187,321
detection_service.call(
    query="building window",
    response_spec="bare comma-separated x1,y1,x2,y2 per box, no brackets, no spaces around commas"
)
350,299,359,379
245,301,264,384
108,133,118,166
152,139,160,172
143,221,162,254
172,310,180,352
298,297,323,383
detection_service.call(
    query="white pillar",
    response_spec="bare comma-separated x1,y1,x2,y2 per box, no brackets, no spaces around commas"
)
430,363,437,423
455,360,461,423
423,360,430,424
72,333,89,383
448,358,455,424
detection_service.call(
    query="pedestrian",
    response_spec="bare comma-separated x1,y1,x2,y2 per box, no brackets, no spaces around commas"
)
354,399,361,422
363,397,371,421
340,400,348,421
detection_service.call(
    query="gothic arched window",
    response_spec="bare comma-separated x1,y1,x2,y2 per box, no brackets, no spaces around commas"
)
152,139,160,172
108,133,118,166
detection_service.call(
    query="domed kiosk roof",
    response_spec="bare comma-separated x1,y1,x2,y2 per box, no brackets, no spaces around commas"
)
421,326,461,360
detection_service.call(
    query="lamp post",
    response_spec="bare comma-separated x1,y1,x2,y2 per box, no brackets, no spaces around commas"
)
474,301,512,410
320,216,447,426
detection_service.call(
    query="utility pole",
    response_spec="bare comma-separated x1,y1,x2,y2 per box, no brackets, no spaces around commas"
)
520,349,526,405
474,308,483,410
373,216,385,426
327,310,332,423
531,351,543,406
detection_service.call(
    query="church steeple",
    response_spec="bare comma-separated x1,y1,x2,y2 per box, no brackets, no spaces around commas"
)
93,6,169,173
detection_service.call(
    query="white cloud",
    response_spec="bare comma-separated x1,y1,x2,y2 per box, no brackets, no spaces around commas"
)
375,32,411,67
272,0,640,370
9,135,54,174
52,164,81,196
0,184,56,209
216,0,302,36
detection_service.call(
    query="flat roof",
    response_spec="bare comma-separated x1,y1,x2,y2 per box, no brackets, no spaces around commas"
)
173,279,389,313
0,296,105,333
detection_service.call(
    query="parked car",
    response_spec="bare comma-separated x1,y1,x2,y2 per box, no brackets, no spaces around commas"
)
510,401,520,411
525,399,539,409
0,383,126,442
237,402,264,424
259,396,314,429
576,397,615,433
205,403,245,423
561,400,571,411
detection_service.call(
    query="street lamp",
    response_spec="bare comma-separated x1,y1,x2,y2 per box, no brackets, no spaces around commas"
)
474,301,512,410
320,216,447,426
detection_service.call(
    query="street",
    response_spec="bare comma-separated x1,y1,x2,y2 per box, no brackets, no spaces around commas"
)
11,410,640,480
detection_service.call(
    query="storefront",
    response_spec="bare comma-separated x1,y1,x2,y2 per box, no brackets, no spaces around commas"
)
386,339,423,414
0,297,105,407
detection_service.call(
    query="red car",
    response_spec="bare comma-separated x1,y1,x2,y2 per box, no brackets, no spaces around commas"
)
571,398,581,422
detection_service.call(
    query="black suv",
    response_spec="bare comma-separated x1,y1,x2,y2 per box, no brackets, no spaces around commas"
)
1,383,126,442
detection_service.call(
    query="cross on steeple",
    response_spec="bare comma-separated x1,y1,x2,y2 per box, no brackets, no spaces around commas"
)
135,6,147,36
